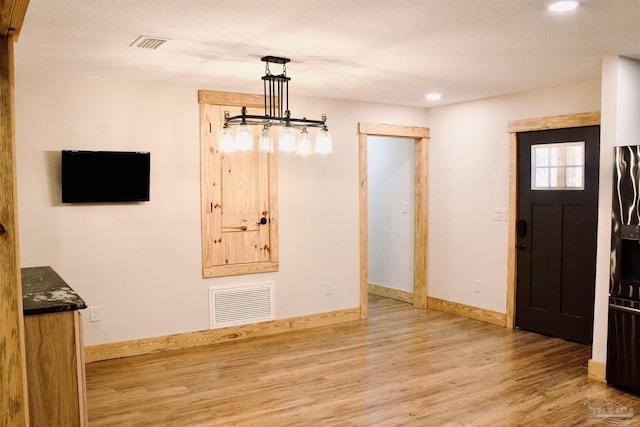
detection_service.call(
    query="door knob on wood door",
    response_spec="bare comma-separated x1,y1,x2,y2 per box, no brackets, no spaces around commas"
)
256,217,268,225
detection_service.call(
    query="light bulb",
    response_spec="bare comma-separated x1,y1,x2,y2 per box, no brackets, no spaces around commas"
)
548,1,579,12
219,126,235,153
237,124,253,151
315,128,332,154
258,127,273,153
279,126,296,152
297,129,312,156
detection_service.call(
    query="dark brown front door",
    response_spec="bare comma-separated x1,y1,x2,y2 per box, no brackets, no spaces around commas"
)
516,125,600,345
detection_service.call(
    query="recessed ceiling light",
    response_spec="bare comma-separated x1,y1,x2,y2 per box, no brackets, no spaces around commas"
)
548,1,580,12
426,93,442,101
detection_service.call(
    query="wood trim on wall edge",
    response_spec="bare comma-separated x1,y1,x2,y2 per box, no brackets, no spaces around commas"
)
587,359,607,383
358,133,368,319
0,32,29,426
506,132,518,329
85,307,361,363
506,111,601,133
368,283,413,304
427,296,506,327
198,90,265,108
368,283,506,327
358,122,430,319
203,262,279,278
1,0,30,40
358,122,430,139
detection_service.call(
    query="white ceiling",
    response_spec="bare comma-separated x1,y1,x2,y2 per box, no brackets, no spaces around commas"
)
13,0,640,108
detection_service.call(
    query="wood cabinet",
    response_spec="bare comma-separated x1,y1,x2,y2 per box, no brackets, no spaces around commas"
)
21,266,88,427
24,310,88,426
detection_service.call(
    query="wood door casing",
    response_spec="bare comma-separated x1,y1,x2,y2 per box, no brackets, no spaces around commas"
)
0,31,30,426
358,123,430,319
199,92,278,277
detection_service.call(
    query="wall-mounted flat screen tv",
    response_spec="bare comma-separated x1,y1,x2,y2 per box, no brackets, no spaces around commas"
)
61,150,150,203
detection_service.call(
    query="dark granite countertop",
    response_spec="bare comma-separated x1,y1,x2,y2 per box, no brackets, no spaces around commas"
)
21,266,87,316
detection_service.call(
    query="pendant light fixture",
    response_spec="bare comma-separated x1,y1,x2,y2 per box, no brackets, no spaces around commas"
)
220,56,332,155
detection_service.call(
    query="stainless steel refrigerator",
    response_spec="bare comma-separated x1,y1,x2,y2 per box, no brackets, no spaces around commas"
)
608,145,640,393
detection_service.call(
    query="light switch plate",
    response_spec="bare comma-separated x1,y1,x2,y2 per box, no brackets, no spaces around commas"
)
494,208,508,221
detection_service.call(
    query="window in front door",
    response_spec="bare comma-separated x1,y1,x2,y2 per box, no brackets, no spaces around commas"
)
531,141,584,190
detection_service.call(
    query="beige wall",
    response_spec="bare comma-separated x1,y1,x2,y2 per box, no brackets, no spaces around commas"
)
592,56,640,363
14,71,429,346
425,80,601,313
15,69,604,348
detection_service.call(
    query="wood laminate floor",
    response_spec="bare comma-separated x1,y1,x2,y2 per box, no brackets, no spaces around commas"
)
86,295,640,426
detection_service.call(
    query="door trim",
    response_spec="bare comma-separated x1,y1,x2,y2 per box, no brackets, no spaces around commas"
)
358,123,430,319
505,111,601,328
0,33,30,425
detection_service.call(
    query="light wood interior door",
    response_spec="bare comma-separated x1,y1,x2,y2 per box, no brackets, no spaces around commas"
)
214,105,272,265
199,91,279,278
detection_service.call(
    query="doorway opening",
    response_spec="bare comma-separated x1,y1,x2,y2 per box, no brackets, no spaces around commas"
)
368,136,415,303
358,123,430,318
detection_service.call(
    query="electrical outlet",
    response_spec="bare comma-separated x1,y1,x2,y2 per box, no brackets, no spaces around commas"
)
323,281,332,296
89,306,101,322
473,279,481,293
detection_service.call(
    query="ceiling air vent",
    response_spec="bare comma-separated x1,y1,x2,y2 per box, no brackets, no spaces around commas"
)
130,35,170,50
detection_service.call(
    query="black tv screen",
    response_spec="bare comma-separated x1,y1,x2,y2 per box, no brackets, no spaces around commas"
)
61,150,150,203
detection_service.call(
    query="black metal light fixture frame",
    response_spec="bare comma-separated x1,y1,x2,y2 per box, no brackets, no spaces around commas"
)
223,56,328,131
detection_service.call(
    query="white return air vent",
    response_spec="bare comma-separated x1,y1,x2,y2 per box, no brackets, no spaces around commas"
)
209,282,275,328
130,35,170,50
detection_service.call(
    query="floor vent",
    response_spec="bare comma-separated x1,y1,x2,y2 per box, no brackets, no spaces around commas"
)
209,282,275,328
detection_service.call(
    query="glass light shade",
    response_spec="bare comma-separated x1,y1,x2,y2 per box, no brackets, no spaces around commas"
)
315,128,333,154
297,129,312,156
258,127,273,153
219,126,235,153
548,1,579,12
279,126,296,152
237,124,254,151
